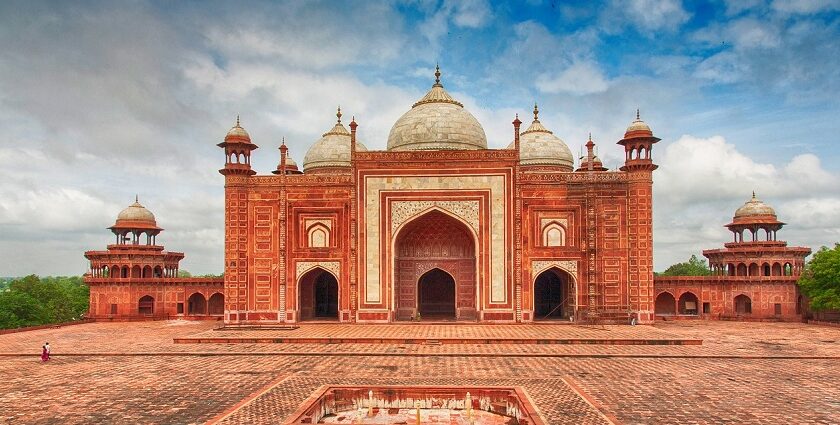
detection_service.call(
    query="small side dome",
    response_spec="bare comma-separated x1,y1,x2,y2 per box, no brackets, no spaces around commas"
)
507,104,574,171
387,66,487,151
734,192,776,218
111,197,160,231
225,115,251,143
577,155,608,172
624,109,653,138
303,108,368,173
273,140,304,175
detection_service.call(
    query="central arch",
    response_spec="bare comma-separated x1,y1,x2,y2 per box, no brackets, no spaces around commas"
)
394,209,476,321
533,268,574,320
417,268,456,318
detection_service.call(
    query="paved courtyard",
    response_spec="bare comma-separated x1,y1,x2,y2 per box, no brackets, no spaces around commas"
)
0,321,838,424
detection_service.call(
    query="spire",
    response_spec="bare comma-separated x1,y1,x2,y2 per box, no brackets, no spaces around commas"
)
236,114,241,127
434,63,442,87
135,194,139,204
636,108,640,121
281,136,286,148
336,106,342,123
752,190,756,199
533,103,540,122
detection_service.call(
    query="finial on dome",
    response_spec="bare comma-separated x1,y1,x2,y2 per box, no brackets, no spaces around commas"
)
588,132,592,142
336,106,342,123
281,136,286,147
752,190,756,199
434,63,441,85
236,114,241,127
135,194,139,203
533,103,539,122
636,108,640,121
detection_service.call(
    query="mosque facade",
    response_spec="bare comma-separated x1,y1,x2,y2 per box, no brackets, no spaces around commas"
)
82,70,815,324
218,68,659,324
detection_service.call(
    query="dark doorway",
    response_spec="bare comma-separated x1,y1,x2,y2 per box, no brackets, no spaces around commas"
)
208,293,224,315
314,273,338,318
188,293,207,315
655,292,676,315
138,295,154,315
299,268,339,320
418,268,456,318
534,268,570,319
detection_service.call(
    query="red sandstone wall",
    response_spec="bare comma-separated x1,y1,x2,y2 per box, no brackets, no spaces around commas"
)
86,277,224,320
653,276,802,320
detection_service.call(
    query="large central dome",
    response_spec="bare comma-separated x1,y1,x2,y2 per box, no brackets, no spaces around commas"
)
387,66,487,151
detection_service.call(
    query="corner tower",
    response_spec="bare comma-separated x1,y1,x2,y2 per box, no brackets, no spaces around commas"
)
617,110,659,323
218,117,257,323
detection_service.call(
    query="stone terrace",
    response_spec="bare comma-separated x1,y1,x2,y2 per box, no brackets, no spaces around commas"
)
0,321,838,424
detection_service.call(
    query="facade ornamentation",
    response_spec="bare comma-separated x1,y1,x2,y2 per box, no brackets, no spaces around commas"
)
391,200,480,235
296,261,341,280
531,260,578,278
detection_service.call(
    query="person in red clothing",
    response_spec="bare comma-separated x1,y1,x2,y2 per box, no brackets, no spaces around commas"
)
40,342,50,362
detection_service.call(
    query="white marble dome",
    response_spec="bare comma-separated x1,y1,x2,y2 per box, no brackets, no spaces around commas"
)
507,106,574,170
387,67,487,151
303,110,368,172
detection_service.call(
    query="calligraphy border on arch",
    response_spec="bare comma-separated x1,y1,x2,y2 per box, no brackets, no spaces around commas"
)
531,260,578,280
296,261,341,280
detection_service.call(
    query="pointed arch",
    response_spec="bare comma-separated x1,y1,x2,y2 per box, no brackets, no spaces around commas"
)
306,223,330,248
541,221,566,247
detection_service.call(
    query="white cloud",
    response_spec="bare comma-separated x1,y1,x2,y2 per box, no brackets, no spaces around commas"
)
535,61,610,95
652,134,840,269
604,0,691,34
450,0,492,28
771,0,840,14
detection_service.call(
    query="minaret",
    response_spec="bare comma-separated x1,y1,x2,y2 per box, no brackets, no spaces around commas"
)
217,116,258,323
617,110,659,323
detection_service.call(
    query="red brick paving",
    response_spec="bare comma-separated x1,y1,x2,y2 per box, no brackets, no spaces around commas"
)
0,321,838,424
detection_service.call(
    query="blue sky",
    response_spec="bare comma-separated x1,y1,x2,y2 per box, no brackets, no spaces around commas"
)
0,0,838,276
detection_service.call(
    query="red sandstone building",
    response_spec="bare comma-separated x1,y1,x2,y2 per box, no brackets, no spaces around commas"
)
653,194,810,320
83,198,224,319
218,68,659,324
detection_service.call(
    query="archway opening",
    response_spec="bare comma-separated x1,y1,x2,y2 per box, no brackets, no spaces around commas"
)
138,295,154,315
188,293,207,315
734,294,752,315
533,268,573,320
417,268,456,319
208,293,224,315
299,268,339,320
655,292,676,315
394,210,476,321
678,292,699,315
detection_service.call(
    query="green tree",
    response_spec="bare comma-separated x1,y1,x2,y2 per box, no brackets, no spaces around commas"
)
660,254,712,276
798,243,840,311
0,275,89,329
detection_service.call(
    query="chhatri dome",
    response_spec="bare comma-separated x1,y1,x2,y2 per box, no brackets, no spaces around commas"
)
303,107,368,173
114,196,157,226
734,192,777,219
387,65,487,151
624,109,652,138
507,104,574,171
225,115,251,142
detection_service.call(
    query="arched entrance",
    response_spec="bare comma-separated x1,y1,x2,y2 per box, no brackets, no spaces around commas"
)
734,294,752,315
533,268,573,320
678,292,699,315
417,268,456,318
299,268,339,320
138,295,154,315
655,292,676,315
208,293,224,315
394,210,476,321
187,293,207,315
